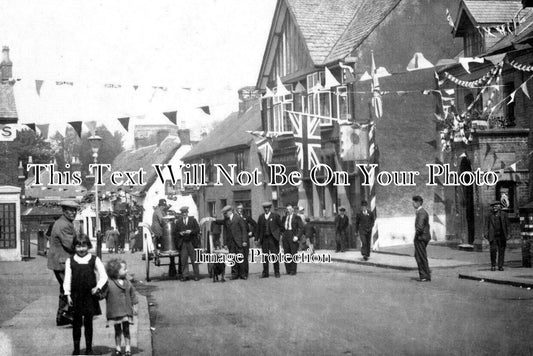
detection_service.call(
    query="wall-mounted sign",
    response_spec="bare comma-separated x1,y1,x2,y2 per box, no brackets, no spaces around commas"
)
0,125,16,141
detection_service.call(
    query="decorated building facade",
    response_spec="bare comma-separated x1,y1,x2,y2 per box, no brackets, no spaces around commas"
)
256,0,462,248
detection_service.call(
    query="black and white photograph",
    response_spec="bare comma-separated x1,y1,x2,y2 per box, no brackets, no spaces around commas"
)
1,0,533,355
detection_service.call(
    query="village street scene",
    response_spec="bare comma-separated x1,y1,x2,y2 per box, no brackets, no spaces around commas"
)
1,0,533,355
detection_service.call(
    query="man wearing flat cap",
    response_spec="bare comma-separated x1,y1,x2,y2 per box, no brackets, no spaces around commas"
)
212,205,249,279
236,203,257,278
334,206,349,252
257,202,283,278
176,206,200,281
48,200,79,325
486,200,510,271
152,199,168,246
355,201,375,261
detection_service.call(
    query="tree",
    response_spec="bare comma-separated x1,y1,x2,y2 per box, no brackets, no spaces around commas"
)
11,129,55,173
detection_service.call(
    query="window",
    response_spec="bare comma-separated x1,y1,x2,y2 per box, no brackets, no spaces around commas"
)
220,199,227,209
271,84,294,134
235,151,246,172
336,86,349,120
165,179,182,195
203,158,213,183
207,201,216,217
496,181,516,213
0,203,16,248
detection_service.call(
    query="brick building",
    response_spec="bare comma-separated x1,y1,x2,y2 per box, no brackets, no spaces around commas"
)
439,0,532,248
181,87,270,221
256,0,462,248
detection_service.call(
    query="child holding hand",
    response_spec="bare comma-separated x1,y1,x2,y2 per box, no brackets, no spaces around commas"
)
105,258,138,356
64,234,108,355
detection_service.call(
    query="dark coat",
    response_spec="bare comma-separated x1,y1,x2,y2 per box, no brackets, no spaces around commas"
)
105,278,138,320
239,214,258,238
175,215,200,248
334,215,350,233
257,212,283,242
486,212,510,241
355,210,375,234
281,213,304,238
151,206,167,237
214,214,248,248
47,215,75,271
414,207,431,242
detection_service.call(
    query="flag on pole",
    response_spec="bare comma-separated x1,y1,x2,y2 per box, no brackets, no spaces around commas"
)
288,111,321,175
368,122,379,250
371,51,383,119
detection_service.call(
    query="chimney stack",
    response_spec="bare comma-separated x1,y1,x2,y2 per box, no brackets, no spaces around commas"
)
0,46,13,80
238,86,261,115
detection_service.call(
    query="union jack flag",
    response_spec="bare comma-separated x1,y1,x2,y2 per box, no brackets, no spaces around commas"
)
288,111,321,174
246,130,274,164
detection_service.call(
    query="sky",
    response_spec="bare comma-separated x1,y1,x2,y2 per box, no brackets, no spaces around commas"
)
0,0,276,146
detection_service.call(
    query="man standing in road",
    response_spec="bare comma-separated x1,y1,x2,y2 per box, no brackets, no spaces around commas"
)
236,203,256,279
355,201,375,261
334,207,349,252
48,200,78,326
212,205,249,280
412,195,431,282
486,201,510,271
176,206,200,281
256,202,283,278
281,204,304,275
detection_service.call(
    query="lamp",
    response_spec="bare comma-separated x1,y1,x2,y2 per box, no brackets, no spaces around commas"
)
88,134,103,257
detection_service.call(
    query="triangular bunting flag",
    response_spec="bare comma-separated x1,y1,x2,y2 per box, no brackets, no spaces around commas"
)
433,214,443,225
68,121,83,138
324,67,341,89
359,71,372,81
370,51,383,119
509,90,517,104
406,52,434,71
521,81,530,99
36,124,49,138
446,9,454,28
163,111,177,125
118,117,130,132
262,87,275,98
25,123,36,132
485,54,506,65
293,82,306,93
425,139,437,149
84,121,97,135
35,80,43,96
133,85,139,91
199,106,210,115
509,162,517,172
434,193,445,203
276,76,291,96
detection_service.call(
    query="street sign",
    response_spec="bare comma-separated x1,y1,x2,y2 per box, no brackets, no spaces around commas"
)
0,124,17,141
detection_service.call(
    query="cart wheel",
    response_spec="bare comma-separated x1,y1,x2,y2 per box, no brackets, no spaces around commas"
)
145,250,151,282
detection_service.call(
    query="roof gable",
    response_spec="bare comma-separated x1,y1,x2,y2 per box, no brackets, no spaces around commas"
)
454,0,526,36
183,103,262,160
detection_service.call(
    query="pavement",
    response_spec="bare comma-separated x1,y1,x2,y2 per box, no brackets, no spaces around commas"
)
2,240,532,355
0,242,152,356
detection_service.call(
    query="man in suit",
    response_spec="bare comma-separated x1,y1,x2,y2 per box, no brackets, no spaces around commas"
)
176,206,200,281
213,205,249,280
334,206,350,252
48,200,78,326
236,203,257,278
412,195,431,282
355,201,375,261
256,202,283,278
281,204,304,275
486,201,510,271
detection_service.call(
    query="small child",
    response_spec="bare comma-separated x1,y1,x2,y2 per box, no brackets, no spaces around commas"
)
64,234,108,355
106,258,138,356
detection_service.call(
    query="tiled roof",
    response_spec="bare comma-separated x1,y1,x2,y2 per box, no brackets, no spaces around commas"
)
101,136,181,194
0,82,17,123
183,103,262,160
325,0,401,63
463,0,524,24
25,171,87,201
285,0,400,65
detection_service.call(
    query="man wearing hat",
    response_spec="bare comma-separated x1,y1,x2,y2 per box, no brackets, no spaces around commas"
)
176,206,200,281
486,200,510,271
48,200,79,325
236,203,257,279
334,206,350,252
256,202,283,278
281,204,304,275
355,201,375,261
212,205,249,279
412,195,431,282
152,199,168,246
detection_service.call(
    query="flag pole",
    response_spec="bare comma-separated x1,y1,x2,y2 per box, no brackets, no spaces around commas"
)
369,50,380,251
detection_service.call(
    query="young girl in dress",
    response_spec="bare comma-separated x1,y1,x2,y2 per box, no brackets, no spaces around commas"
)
106,258,138,356
64,233,108,355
